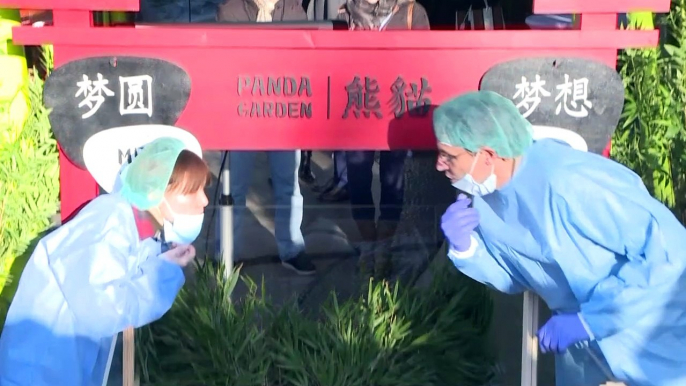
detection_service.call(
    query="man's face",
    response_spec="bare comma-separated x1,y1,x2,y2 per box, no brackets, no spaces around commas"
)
436,142,493,184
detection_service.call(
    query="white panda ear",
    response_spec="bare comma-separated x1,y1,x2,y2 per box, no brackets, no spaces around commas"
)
531,125,588,152
83,124,202,193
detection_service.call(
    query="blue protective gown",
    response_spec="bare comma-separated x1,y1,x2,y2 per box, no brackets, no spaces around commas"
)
448,139,686,386
0,193,185,386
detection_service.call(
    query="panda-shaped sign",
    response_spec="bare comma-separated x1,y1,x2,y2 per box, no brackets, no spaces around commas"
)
43,56,193,170
479,56,625,155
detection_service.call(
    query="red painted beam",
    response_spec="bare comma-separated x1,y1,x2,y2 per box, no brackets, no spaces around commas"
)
11,27,660,49
0,0,139,11
533,0,671,14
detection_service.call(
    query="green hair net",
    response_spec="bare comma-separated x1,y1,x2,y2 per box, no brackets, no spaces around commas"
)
433,90,533,158
119,137,186,210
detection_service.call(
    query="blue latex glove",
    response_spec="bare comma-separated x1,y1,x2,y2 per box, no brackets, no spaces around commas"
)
441,194,480,252
538,314,590,354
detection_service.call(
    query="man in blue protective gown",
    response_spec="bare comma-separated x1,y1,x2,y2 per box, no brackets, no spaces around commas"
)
434,91,686,386
0,137,209,386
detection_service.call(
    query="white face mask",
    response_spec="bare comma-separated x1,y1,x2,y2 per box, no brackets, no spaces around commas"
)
451,152,497,196
162,199,204,245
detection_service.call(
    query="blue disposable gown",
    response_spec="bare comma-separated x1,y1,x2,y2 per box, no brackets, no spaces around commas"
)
448,139,686,386
0,193,185,386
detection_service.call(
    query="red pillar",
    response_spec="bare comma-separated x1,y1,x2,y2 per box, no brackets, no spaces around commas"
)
577,12,618,159
52,10,100,221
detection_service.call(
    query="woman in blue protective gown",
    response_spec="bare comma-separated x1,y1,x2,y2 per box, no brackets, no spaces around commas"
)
0,137,209,386
434,91,686,386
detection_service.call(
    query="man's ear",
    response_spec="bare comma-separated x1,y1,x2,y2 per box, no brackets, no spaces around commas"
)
480,146,498,164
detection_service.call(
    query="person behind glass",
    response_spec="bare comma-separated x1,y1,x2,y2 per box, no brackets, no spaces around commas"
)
299,150,316,186
303,0,351,203
216,0,316,275
338,0,429,279
311,151,349,202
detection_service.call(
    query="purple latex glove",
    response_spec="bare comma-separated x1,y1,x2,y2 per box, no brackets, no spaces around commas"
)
537,314,590,354
441,194,480,252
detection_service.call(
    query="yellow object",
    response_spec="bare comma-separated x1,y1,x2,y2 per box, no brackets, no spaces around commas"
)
0,17,24,57
628,12,654,30
0,55,29,137
0,13,30,141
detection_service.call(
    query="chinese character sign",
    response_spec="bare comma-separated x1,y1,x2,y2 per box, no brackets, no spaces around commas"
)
480,57,624,155
513,75,550,118
231,73,433,122
120,75,154,117
342,75,433,120
44,56,191,169
75,73,115,119
75,73,154,119
512,74,593,119
554,74,593,118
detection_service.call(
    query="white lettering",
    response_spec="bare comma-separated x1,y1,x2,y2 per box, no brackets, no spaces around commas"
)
555,74,593,118
119,75,153,117
513,75,551,118
75,73,115,119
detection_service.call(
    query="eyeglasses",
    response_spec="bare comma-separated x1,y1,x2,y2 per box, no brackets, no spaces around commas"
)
438,150,472,164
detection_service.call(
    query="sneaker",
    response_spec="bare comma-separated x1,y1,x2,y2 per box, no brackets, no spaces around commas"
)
282,253,316,275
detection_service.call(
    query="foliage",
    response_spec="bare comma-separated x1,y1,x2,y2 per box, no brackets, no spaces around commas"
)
137,261,495,386
612,3,686,219
0,46,59,293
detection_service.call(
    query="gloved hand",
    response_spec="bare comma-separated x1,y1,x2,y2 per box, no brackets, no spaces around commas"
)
538,314,590,354
160,243,196,267
441,194,480,252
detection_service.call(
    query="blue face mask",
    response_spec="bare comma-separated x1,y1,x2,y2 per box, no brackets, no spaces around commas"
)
162,200,204,245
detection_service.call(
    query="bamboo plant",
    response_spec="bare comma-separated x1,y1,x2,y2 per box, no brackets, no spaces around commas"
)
0,45,59,323
612,2,686,221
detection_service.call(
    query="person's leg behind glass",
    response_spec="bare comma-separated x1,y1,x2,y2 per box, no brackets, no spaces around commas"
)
375,150,407,278
320,150,349,202
229,151,257,262
298,150,315,185
346,150,377,275
268,150,314,275
335,150,348,188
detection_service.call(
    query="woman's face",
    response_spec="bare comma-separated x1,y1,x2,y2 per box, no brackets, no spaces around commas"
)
160,187,208,222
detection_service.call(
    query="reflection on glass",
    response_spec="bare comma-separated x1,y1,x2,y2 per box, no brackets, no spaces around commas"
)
136,0,225,23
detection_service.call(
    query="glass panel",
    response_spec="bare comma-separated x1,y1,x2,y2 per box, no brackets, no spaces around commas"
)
134,0,224,23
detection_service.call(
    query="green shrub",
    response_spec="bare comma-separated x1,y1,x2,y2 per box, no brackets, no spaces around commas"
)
0,48,59,298
137,262,495,386
612,2,686,218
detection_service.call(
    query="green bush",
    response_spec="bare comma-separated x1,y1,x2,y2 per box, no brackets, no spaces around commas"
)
0,49,59,298
612,2,686,218
137,261,495,386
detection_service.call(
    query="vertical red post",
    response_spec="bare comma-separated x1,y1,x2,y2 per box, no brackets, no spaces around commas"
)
52,9,100,221
576,12,619,159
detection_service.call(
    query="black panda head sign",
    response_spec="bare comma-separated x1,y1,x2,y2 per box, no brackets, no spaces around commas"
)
479,57,625,155
43,56,192,169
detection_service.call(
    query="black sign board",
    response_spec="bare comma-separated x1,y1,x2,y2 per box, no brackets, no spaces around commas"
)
44,56,191,169
479,57,624,154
